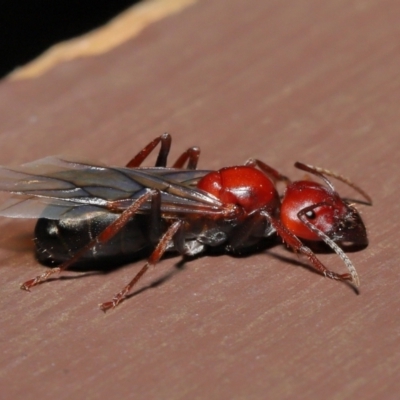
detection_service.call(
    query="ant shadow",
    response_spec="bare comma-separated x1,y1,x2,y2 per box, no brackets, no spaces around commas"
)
127,237,363,298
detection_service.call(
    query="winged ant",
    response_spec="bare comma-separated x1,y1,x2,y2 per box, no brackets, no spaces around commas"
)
0,133,372,310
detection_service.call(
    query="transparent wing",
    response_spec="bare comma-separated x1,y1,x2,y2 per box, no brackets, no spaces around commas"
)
0,157,224,219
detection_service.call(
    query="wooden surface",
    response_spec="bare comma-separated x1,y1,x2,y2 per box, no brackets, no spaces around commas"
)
1,0,399,398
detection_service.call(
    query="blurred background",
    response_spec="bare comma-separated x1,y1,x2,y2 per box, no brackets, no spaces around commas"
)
0,0,142,78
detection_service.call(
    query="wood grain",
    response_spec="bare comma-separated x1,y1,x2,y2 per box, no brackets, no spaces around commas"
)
0,0,399,398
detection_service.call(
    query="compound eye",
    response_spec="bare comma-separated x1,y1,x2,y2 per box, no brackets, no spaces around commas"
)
305,210,316,220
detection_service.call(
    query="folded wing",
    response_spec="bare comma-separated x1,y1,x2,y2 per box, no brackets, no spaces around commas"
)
0,157,223,219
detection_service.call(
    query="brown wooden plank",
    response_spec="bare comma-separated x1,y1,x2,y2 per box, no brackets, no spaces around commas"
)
0,0,399,398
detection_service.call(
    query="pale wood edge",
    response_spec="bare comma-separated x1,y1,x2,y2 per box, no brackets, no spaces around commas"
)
8,0,197,81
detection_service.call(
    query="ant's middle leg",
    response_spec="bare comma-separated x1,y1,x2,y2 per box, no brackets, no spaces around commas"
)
172,146,200,170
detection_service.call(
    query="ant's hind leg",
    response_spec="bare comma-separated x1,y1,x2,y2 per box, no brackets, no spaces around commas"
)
126,133,172,168
99,220,183,311
20,190,160,291
125,133,201,170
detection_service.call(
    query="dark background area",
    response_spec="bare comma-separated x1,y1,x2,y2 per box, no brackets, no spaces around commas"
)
0,0,141,78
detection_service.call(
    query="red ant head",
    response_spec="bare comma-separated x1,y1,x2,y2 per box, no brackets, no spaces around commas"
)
280,180,368,245
280,162,371,246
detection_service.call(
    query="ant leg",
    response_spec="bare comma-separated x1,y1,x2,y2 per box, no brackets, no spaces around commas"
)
172,146,200,170
125,132,171,167
20,190,160,291
246,159,291,186
148,190,162,245
99,220,182,311
260,209,358,286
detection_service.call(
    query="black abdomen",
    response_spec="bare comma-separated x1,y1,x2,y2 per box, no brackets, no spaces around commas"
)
34,210,154,267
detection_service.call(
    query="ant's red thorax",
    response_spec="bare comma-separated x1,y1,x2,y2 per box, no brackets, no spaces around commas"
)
197,166,280,213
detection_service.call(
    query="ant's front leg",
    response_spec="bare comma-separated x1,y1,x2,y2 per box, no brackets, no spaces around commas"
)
260,209,359,287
